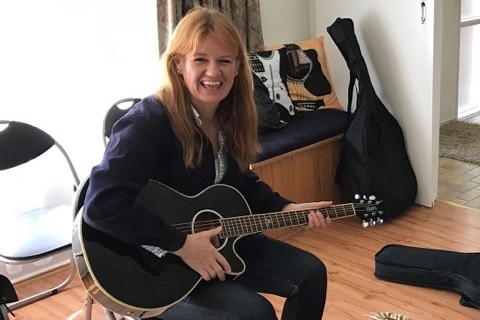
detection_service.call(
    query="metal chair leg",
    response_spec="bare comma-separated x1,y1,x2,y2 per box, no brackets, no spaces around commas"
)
7,255,76,311
82,294,93,320
0,305,10,320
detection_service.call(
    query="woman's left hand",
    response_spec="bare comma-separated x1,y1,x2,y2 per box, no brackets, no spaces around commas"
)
282,201,333,229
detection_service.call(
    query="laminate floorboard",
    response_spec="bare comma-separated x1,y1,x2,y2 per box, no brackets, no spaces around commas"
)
8,200,480,320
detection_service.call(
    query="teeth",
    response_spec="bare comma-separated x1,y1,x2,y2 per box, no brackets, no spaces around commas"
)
202,80,221,86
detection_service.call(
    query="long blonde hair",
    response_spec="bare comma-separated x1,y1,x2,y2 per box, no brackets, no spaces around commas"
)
155,7,260,171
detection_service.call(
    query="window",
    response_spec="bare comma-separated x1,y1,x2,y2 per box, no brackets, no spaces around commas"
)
458,0,480,118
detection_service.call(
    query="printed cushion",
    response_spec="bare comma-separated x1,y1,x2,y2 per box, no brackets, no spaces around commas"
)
249,48,295,118
285,37,342,112
249,37,342,121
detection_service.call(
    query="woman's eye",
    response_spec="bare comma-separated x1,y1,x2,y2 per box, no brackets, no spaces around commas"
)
220,59,232,64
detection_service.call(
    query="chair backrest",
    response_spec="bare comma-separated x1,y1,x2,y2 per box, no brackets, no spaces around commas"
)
103,98,141,146
0,120,79,183
0,120,80,215
0,120,55,170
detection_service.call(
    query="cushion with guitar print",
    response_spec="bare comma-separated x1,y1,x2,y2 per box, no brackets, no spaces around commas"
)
248,48,295,117
260,37,343,115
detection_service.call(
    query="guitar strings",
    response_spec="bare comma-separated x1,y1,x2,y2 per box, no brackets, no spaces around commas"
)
168,203,383,234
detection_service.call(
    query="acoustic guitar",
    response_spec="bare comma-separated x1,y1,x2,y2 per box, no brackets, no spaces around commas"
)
72,179,386,318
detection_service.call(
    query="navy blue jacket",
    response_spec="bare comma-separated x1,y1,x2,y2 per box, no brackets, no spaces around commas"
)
84,95,291,251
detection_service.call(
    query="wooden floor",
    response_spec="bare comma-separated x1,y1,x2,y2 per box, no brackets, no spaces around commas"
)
8,200,480,320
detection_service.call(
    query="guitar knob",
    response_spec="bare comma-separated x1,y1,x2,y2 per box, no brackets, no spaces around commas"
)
355,194,360,200
369,195,376,201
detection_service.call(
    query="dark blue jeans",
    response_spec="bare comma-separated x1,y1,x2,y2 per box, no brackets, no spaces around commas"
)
159,233,327,320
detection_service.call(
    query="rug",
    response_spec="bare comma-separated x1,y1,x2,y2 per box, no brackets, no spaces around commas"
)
439,120,480,165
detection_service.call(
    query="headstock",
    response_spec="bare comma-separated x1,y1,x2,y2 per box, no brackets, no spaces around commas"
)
354,194,387,227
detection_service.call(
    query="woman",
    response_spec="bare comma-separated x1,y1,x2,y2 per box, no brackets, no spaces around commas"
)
84,7,331,320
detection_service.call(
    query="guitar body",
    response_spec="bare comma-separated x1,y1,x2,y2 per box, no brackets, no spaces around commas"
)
72,181,252,318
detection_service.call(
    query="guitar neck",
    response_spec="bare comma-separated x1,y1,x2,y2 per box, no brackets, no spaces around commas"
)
220,203,356,238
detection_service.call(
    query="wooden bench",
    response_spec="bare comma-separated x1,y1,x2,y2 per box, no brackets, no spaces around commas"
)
251,134,345,239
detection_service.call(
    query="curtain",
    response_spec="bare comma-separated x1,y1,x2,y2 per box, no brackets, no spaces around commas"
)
157,0,264,55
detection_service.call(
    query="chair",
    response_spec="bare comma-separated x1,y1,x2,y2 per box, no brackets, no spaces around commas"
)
103,98,141,146
0,120,80,310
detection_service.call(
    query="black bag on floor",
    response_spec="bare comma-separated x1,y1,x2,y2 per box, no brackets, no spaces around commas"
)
375,244,480,309
327,18,417,219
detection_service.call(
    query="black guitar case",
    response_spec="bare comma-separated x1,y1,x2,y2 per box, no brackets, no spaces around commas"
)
327,18,417,219
375,244,480,309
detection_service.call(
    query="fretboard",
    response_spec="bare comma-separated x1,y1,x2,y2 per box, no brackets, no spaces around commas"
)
220,203,356,238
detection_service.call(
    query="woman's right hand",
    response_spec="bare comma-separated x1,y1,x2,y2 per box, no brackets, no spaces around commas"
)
173,226,231,281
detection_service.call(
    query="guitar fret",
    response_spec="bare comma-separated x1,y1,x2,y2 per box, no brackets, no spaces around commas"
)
273,214,279,229
254,215,263,232
249,217,255,233
288,212,294,226
264,214,274,230
250,215,257,233
330,206,338,219
294,211,304,225
238,216,246,235
283,212,290,227
243,216,250,234
301,210,308,224
278,213,284,228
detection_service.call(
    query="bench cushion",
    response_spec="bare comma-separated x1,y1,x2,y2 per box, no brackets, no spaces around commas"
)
257,109,348,162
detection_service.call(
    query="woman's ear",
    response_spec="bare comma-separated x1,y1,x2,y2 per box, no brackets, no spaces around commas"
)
173,55,184,75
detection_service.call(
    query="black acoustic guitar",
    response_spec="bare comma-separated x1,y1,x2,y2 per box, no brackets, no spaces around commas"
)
72,179,386,318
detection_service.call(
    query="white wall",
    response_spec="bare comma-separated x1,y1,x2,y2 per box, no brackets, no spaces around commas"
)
0,0,160,181
440,2,461,123
0,0,159,281
259,0,315,46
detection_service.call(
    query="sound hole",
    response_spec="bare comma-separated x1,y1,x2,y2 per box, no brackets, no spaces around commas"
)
193,209,223,249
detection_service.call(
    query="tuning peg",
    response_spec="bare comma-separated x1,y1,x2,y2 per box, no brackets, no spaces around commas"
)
354,194,360,200
369,195,376,201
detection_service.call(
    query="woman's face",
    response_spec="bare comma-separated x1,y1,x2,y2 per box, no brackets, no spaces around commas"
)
176,34,239,111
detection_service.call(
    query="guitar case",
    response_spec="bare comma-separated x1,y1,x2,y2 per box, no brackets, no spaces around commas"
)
326,18,417,219
374,244,480,309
